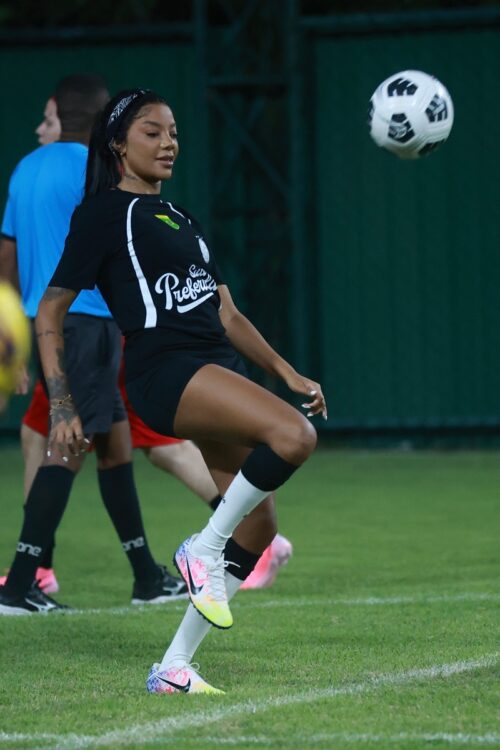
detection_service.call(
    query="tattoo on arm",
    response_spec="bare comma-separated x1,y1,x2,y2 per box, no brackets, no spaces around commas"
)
46,362,76,425
42,286,73,301
36,329,63,340
46,347,71,401
37,288,79,427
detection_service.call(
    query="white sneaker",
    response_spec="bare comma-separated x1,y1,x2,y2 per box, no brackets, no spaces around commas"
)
240,533,293,590
173,534,233,629
146,662,224,695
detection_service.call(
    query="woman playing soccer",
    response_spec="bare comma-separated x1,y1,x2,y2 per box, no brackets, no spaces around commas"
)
36,89,326,694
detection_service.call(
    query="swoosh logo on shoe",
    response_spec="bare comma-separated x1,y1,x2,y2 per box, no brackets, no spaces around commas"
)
157,675,191,693
185,556,203,596
25,598,55,612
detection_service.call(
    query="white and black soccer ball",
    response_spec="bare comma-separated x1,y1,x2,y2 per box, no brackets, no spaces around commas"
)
368,70,454,159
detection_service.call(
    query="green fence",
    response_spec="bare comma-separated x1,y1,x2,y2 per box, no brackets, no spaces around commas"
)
308,21,500,429
2,11,500,434
0,36,200,431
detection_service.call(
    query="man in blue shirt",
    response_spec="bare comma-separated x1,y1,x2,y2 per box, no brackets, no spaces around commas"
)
1,140,108,320
0,74,186,613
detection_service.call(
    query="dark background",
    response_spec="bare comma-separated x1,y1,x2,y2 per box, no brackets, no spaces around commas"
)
1,1,499,442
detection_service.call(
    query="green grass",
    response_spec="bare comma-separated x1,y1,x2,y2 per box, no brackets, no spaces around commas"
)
0,445,499,749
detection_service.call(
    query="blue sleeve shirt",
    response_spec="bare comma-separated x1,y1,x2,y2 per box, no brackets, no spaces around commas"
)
1,142,111,319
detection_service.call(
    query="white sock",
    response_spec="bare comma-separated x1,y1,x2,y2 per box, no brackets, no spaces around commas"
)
191,471,268,559
159,571,242,670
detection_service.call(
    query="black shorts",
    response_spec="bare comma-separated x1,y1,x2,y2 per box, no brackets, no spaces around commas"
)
37,314,126,435
125,342,249,438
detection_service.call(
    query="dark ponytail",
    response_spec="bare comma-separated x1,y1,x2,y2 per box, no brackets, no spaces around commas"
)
84,88,168,198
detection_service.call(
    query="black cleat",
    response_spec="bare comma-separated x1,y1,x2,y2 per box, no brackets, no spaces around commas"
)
131,564,188,605
0,581,69,615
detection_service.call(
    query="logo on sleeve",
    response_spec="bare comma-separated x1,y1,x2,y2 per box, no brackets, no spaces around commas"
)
155,214,179,230
197,236,210,263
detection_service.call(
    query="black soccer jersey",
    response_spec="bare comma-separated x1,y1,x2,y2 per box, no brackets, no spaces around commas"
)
50,190,229,351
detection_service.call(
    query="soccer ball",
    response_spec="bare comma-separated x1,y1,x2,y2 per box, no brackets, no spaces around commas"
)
368,70,454,159
0,282,30,403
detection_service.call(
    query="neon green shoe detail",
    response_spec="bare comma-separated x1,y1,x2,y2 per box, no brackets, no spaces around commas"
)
147,663,225,695
174,535,233,630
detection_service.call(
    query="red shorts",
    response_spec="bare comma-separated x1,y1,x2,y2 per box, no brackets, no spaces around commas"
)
23,373,183,450
22,380,49,436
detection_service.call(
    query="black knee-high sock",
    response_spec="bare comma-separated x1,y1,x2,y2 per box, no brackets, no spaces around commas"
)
97,463,158,582
21,498,55,569
39,541,55,569
5,466,74,596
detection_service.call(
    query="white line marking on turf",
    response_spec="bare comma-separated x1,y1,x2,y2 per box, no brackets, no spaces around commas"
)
4,731,500,749
247,592,500,609
0,735,93,747
1,653,495,749
18,591,496,618
203,732,500,746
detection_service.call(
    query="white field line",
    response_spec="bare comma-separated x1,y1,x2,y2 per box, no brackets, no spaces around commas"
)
0,653,497,749
35,590,500,617
204,732,500,746
2,731,499,748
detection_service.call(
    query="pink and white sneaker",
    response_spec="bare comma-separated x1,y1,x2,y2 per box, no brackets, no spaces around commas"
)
0,567,60,595
173,534,233,629
35,568,59,595
146,662,224,695
240,533,293,590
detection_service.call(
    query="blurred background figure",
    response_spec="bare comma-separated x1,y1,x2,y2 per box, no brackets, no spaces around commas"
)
0,281,30,414
0,73,189,614
35,97,61,146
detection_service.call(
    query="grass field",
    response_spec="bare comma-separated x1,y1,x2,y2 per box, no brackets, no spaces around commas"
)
0,444,498,749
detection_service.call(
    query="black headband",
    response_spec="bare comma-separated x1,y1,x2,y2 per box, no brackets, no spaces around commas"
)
106,89,147,148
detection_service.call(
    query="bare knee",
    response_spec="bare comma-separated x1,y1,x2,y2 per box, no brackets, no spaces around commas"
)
146,443,185,473
95,445,132,470
42,451,84,474
269,416,317,466
95,421,132,470
21,424,46,463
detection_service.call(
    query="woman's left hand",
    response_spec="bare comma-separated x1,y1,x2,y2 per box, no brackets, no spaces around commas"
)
284,372,327,421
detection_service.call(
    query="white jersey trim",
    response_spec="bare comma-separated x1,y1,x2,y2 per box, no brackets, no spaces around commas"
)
126,197,157,328
167,202,191,224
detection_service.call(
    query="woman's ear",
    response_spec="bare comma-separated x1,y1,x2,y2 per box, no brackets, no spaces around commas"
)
110,140,126,157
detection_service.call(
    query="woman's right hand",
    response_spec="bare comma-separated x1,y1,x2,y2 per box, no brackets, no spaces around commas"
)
48,398,89,461
282,370,328,421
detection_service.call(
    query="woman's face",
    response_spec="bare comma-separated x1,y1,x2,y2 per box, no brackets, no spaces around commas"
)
35,98,61,145
119,103,179,185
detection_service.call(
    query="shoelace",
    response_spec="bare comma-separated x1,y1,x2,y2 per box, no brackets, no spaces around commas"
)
205,557,230,602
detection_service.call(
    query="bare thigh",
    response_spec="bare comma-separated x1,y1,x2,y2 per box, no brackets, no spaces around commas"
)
196,438,277,554
173,365,316,465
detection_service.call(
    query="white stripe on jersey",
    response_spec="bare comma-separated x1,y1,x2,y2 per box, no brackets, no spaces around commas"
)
126,198,157,328
167,202,191,224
